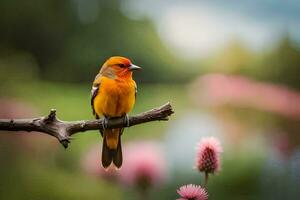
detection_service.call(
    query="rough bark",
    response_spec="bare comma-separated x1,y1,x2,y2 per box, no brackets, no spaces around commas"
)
0,103,174,148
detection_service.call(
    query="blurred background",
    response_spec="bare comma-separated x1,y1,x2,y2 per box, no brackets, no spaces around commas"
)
0,0,300,199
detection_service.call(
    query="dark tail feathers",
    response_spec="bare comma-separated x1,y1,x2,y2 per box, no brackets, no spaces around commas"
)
101,129,122,169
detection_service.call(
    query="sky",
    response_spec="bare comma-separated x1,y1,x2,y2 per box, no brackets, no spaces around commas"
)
122,0,300,59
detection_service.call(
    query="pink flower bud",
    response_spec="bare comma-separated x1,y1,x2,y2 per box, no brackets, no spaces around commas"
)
196,137,222,174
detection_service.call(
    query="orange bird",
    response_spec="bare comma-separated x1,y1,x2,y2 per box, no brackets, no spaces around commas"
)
91,56,141,169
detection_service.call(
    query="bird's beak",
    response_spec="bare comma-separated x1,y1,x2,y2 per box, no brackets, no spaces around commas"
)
129,64,142,71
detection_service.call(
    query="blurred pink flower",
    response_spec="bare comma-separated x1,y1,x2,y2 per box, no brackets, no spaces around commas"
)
196,137,222,174
81,141,166,188
0,98,57,152
81,144,119,181
119,141,166,189
0,98,37,118
190,74,300,120
177,184,208,200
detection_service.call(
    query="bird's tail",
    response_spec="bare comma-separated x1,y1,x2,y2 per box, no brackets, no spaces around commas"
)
101,128,123,169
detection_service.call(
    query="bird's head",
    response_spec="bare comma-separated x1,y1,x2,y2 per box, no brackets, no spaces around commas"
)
100,56,141,79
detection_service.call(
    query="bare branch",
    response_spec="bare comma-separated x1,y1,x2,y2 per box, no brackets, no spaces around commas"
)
0,103,174,148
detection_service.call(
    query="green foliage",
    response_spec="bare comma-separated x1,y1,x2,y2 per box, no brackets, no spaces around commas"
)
0,0,190,83
206,36,300,90
259,36,300,90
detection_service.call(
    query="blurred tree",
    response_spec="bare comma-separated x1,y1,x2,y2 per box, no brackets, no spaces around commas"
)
0,0,74,72
259,35,300,90
0,0,189,83
210,39,255,74
206,36,300,91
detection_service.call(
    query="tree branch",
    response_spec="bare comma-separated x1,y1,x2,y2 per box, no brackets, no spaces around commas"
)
0,102,174,148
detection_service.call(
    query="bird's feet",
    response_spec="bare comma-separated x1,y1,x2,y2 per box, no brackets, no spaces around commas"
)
102,116,109,130
102,115,129,129
123,114,130,127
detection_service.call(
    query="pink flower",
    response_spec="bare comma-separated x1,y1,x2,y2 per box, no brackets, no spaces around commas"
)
196,137,222,174
119,141,166,189
190,73,300,120
177,184,208,200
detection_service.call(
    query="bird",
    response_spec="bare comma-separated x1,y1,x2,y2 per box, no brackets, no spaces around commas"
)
91,56,141,169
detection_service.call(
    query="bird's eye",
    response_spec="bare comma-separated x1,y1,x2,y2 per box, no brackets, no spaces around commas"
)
119,64,126,68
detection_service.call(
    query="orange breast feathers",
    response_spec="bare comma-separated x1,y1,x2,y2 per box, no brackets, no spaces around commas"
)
93,76,136,117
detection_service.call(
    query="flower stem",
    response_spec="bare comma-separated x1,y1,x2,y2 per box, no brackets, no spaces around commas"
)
137,186,149,200
204,172,209,188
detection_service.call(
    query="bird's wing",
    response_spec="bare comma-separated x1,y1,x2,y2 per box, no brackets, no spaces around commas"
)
91,74,102,118
134,81,137,100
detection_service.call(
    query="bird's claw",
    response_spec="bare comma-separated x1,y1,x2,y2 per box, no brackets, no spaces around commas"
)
124,114,130,127
102,116,109,130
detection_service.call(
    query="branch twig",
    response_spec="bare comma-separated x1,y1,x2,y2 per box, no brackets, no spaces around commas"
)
0,103,174,148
